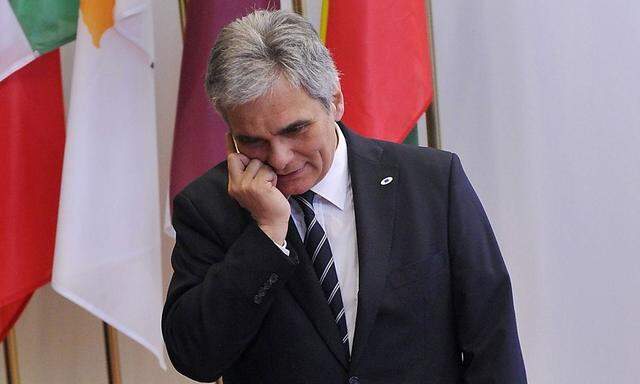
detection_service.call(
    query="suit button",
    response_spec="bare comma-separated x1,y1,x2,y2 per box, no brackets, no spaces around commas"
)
269,273,279,284
348,376,359,384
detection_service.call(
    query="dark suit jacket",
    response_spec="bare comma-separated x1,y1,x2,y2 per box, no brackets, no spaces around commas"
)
162,124,527,383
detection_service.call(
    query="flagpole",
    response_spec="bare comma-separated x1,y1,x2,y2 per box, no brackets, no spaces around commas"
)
292,0,304,15
178,0,187,38
103,323,122,384
425,0,442,149
3,328,21,384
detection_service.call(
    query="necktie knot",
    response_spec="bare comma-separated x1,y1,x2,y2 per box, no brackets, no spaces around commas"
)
295,190,315,205
293,190,316,221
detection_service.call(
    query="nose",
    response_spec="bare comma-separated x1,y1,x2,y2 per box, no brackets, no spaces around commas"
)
267,141,293,172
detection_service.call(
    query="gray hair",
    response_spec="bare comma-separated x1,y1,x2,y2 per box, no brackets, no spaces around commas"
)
204,9,339,114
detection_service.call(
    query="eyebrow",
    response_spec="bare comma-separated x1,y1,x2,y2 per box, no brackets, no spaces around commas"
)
278,119,312,134
235,119,312,142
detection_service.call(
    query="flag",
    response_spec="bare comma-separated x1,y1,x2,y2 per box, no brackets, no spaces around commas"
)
1,0,76,340
323,0,433,143
169,0,280,202
0,50,66,342
0,0,78,80
51,0,165,367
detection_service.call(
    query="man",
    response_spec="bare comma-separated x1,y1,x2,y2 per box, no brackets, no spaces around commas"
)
162,10,526,384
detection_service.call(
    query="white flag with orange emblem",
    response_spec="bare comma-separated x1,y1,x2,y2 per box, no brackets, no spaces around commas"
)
52,0,165,368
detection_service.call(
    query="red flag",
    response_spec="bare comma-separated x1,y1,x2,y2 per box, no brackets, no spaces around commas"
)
170,1,280,201
0,50,65,341
325,1,433,143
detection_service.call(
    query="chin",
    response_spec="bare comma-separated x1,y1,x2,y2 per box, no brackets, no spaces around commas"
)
277,179,313,197
277,184,303,197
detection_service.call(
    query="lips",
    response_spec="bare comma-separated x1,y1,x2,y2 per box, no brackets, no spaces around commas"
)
278,164,305,180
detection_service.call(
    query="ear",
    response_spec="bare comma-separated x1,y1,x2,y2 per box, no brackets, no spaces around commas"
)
330,85,345,121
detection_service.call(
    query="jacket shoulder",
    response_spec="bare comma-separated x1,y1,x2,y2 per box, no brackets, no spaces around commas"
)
175,161,230,206
374,139,456,180
171,161,252,249
380,139,453,163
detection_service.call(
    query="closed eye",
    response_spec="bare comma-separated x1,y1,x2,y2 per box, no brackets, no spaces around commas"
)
282,123,309,135
236,136,264,145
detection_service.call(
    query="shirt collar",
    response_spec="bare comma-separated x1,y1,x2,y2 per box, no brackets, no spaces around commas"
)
311,123,349,211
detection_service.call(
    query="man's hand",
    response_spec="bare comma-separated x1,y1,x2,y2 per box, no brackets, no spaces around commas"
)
226,133,290,245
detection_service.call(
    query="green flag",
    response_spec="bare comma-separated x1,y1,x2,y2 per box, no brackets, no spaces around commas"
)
1,0,78,80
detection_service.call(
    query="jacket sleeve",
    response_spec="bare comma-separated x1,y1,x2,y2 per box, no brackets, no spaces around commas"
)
162,192,299,382
447,153,527,383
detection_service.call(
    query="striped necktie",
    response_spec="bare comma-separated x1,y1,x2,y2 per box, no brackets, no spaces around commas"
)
293,191,350,357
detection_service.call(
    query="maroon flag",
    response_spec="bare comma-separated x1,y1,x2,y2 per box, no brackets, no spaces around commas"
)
170,1,280,201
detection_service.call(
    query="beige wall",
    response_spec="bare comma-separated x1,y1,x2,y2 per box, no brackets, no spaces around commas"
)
1,0,196,382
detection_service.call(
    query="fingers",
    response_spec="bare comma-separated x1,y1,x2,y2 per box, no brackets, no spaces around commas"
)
255,164,277,187
226,133,249,184
227,153,248,183
223,151,289,236
240,159,264,184
229,157,270,185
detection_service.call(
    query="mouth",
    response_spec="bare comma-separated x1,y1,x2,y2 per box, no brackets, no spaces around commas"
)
277,164,306,181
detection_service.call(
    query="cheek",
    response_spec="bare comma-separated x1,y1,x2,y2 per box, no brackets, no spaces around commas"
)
303,146,326,169
291,130,334,170
319,139,335,165
239,146,267,161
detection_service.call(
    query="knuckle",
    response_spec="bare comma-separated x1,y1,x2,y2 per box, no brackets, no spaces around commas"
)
248,182,259,193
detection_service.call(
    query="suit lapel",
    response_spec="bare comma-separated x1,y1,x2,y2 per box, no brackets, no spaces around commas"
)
285,219,350,369
343,127,398,368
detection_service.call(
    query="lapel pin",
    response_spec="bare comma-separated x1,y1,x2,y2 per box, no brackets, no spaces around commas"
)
380,176,394,185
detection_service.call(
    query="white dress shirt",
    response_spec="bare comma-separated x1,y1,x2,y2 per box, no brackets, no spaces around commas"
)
282,125,359,353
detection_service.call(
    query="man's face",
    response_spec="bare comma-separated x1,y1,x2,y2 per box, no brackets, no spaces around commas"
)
225,76,344,196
